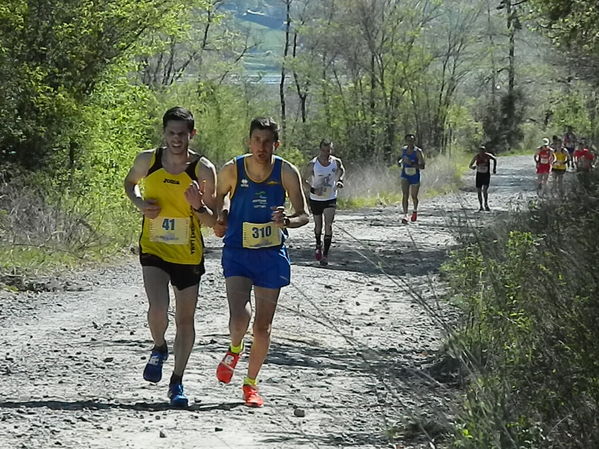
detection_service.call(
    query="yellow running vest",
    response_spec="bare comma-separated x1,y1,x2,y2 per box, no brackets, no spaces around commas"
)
553,151,568,170
139,148,204,265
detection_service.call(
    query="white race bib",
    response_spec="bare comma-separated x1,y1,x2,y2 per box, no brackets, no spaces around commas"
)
540,157,549,164
242,222,282,249
150,217,190,245
404,167,417,176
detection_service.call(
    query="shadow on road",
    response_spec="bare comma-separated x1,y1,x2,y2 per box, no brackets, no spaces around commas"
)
0,399,243,412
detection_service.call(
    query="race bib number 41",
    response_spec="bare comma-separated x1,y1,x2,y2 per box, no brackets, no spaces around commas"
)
150,217,190,245
242,222,282,249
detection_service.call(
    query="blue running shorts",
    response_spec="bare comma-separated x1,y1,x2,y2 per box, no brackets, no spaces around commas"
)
222,246,291,289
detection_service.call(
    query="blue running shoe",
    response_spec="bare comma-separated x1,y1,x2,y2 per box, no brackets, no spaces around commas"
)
143,349,168,383
168,383,188,408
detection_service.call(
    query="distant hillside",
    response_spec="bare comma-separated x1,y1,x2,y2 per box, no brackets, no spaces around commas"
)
220,0,285,77
221,0,286,26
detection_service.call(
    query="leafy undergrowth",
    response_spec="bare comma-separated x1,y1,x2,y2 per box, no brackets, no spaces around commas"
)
0,173,136,291
443,173,599,449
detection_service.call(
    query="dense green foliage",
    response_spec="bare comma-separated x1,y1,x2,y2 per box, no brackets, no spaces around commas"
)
444,177,599,448
531,0,599,58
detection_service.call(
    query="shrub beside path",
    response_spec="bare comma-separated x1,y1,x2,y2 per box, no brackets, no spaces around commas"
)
0,156,537,449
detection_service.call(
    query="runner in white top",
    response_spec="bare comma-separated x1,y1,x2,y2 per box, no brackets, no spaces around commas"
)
303,139,345,266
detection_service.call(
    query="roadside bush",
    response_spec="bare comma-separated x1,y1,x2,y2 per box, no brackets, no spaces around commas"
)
444,174,599,449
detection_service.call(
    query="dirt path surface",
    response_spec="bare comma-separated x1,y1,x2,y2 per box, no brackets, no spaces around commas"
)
0,156,538,449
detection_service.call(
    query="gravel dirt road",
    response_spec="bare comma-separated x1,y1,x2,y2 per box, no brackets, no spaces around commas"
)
0,156,538,449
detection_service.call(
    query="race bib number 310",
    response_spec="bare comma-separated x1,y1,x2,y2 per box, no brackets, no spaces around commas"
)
242,222,282,249
150,217,190,245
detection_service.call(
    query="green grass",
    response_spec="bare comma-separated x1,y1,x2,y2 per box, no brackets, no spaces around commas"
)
336,151,470,210
443,173,599,448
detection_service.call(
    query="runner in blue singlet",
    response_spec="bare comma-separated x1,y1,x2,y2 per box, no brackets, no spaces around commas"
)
398,133,425,224
213,117,309,408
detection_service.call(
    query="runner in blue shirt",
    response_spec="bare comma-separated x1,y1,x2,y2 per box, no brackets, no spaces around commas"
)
213,117,309,407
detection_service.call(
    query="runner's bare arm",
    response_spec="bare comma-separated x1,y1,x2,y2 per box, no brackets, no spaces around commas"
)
213,160,236,238
281,162,309,229
186,157,217,227
417,149,425,169
336,158,346,186
302,160,315,193
488,153,498,173
124,150,161,219
469,155,477,169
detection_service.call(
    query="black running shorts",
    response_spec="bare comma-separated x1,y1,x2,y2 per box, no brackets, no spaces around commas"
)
475,172,491,188
309,198,337,216
139,252,205,290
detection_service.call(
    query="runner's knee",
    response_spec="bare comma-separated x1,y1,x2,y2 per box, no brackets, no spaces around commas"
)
252,321,273,338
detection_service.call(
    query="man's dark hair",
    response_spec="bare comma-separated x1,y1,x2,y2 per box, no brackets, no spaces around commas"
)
162,106,195,132
249,117,280,141
319,139,333,148
405,133,416,140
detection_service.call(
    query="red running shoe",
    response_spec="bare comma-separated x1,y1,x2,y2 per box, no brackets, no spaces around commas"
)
411,211,418,222
242,384,264,408
314,246,322,261
216,350,241,384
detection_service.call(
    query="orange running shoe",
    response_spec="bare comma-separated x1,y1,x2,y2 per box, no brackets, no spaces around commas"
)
242,384,264,408
216,350,241,384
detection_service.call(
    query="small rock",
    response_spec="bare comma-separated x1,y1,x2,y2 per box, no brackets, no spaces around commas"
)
293,408,306,418
159,430,167,438
215,427,223,432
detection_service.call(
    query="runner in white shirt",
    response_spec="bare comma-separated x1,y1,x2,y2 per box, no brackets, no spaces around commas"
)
303,139,345,266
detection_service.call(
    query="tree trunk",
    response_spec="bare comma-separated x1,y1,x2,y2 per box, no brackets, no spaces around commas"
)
279,0,292,143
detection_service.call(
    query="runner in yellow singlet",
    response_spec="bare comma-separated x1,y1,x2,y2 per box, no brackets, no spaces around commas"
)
551,137,569,197
124,107,217,407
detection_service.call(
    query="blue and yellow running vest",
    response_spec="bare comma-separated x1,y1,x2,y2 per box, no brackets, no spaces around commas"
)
224,155,288,249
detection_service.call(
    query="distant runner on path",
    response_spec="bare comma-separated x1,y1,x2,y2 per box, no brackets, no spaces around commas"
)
469,145,497,211
398,133,425,224
534,138,554,197
124,107,217,407
213,117,309,408
563,126,577,170
551,137,569,197
303,139,345,266
573,140,596,189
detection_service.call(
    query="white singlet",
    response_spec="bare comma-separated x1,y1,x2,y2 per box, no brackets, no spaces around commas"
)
309,157,340,201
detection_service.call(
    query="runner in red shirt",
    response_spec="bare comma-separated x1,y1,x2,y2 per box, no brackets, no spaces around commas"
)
469,145,497,211
573,141,595,172
534,138,554,197
573,140,595,189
